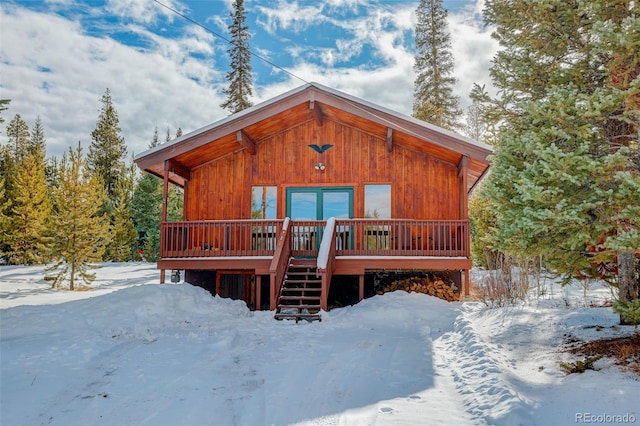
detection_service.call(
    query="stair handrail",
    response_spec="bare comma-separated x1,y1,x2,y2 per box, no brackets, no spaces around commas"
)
317,217,337,311
269,217,292,310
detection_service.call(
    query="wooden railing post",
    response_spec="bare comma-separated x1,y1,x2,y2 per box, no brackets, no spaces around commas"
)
317,218,337,311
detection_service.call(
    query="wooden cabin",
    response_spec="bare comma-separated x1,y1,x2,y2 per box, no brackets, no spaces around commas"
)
134,83,492,320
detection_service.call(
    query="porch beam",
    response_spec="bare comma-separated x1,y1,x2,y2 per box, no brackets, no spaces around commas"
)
236,130,256,155
168,159,190,181
386,127,393,152
458,155,469,219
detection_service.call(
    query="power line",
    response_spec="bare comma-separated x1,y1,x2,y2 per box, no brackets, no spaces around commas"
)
152,0,309,85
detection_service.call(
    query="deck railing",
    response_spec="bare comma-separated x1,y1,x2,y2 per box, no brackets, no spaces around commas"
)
161,218,469,258
161,219,284,258
335,219,469,257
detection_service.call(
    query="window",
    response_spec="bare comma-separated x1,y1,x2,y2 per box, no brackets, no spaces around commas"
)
251,186,277,219
364,185,391,218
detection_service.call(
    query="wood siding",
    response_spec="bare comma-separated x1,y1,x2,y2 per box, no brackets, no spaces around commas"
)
185,118,460,221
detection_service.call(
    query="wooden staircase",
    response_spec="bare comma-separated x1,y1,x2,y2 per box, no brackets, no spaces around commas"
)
274,259,322,322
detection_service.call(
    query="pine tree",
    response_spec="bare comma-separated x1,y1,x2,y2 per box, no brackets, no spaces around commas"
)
0,99,10,123
29,116,47,164
104,160,138,262
7,153,52,265
47,143,110,290
464,83,497,143
133,128,162,260
483,0,640,304
87,89,127,201
221,0,254,114
0,176,12,260
164,127,184,221
413,0,462,130
6,114,30,164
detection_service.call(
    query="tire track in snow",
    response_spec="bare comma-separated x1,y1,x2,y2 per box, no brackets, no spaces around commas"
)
435,305,531,425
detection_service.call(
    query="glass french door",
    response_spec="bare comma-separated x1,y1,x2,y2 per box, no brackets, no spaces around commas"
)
286,187,353,220
286,187,354,252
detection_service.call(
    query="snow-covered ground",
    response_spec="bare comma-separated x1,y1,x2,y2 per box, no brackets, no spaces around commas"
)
1,263,638,425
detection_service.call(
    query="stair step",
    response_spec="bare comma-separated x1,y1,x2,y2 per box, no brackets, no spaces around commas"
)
281,289,321,295
274,313,322,322
290,259,317,266
278,303,321,309
283,280,321,285
279,295,320,300
285,271,318,277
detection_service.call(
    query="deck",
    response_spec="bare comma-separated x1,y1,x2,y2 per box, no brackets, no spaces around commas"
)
158,218,471,310
158,218,470,272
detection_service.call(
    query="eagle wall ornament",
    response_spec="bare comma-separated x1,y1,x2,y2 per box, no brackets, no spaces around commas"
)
308,144,333,153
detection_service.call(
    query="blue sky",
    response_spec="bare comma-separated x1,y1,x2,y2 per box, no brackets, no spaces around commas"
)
0,0,498,159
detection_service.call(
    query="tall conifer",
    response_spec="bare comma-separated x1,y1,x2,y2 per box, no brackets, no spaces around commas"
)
29,116,46,164
413,0,461,130
0,99,10,123
133,128,162,260
87,89,127,201
0,176,11,260
221,0,254,114
105,160,138,262
7,153,51,265
6,114,30,164
47,143,109,290
483,0,640,304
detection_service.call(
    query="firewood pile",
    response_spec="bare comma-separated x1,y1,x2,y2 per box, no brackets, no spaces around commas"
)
377,276,458,302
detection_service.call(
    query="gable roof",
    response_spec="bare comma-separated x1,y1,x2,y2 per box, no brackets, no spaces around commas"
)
134,82,492,192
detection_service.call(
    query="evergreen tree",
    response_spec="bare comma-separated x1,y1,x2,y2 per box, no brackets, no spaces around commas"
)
167,185,184,222
483,0,640,304
87,89,127,201
45,156,60,192
0,176,11,261
6,114,30,164
6,153,52,265
413,0,462,130
464,83,497,143
0,99,10,123
133,128,162,260
29,116,47,164
47,143,110,290
221,0,254,114
104,160,138,262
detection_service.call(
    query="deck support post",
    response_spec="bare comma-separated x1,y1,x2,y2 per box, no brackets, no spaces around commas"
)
256,275,262,311
464,269,470,298
358,274,364,301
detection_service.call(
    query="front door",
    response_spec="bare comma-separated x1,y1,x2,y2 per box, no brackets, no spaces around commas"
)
286,187,353,220
286,187,354,253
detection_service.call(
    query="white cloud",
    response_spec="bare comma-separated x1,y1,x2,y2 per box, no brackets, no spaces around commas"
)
0,3,225,158
256,1,326,34
105,0,185,24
